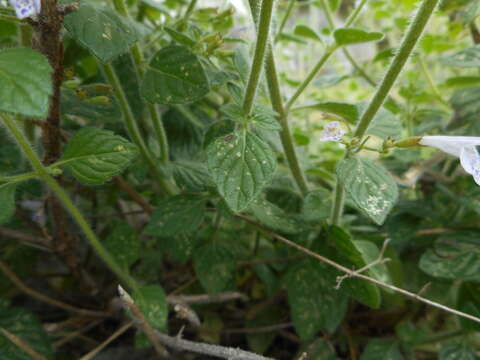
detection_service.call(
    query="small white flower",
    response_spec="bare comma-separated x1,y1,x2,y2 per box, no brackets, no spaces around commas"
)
420,136,480,185
320,121,346,142
8,0,40,19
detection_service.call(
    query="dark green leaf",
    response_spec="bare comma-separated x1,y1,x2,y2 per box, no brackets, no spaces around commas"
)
171,160,211,192
302,189,331,222
105,221,139,269
194,242,236,294
287,260,348,340
160,233,200,264
133,285,168,331
0,47,52,117
60,128,138,185
64,4,142,62
206,130,277,212
419,235,480,282
337,156,398,225
448,87,480,134
439,342,477,360
0,183,16,225
0,301,54,360
360,339,404,360
246,307,282,354
144,195,205,237
141,45,210,104
367,107,402,139
252,105,281,131
249,198,304,234
334,28,384,46
299,102,359,123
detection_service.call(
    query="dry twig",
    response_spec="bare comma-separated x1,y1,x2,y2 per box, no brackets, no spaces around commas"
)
0,328,48,360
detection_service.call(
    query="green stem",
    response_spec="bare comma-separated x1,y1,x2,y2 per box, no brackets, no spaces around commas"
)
330,182,345,225
183,0,197,21
331,0,440,223
344,0,368,27
112,0,171,166
100,62,177,196
275,0,296,42
354,0,439,139
0,171,38,184
243,0,275,116
285,47,337,111
320,0,335,28
1,113,138,291
249,0,309,195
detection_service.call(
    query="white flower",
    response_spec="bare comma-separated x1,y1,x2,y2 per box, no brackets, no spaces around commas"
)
420,136,480,185
320,121,346,142
8,0,40,19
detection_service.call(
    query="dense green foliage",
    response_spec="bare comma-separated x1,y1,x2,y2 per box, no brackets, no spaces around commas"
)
1,0,480,358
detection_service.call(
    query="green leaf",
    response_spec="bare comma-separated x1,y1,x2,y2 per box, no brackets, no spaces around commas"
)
294,24,322,41
457,283,480,332
448,87,480,134
419,234,480,282
367,107,402,139
60,128,138,185
164,26,197,47
0,47,52,117
314,73,348,89
144,195,205,237
0,301,54,360
302,189,331,222
337,156,398,225
355,240,392,286
299,102,359,123
160,233,200,264
249,198,304,234
0,183,16,225
246,307,282,354
141,45,210,104
440,45,480,67
329,226,382,308
194,242,236,294
133,285,168,331
360,339,404,360
286,260,348,340
439,342,477,360
60,87,121,123
444,76,480,88
105,221,139,270
252,105,282,131
171,160,211,192
334,28,384,46
64,4,142,62
206,130,277,212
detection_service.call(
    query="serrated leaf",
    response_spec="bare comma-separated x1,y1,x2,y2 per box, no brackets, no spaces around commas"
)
144,195,205,237
367,106,402,139
0,301,54,360
194,242,236,294
105,221,139,269
440,45,480,67
249,198,304,234
141,45,209,104
60,128,138,185
334,28,384,46
419,235,480,282
294,24,322,41
439,342,477,360
360,339,404,360
0,183,16,225
252,105,282,131
337,156,398,225
329,226,382,308
172,160,211,192
300,102,359,123
0,47,52,117
220,103,245,122
64,4,142,62
133,285,168,331
287,260,348,340
206,130,277,212
60,87,121,123
302,189,331,222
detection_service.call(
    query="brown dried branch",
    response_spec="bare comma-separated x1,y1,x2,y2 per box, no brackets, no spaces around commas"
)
119,286,274,360
237,214,480,325
114,176,154,215
167,291,248,305
0,260,107,318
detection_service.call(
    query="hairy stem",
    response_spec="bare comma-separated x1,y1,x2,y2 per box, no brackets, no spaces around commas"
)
275,0,296,42
344,0,368,27
354,0,440,139
248,0,309,195
330,182,345,225
100,62,177,196
243,0,275,116
1,113,138,291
